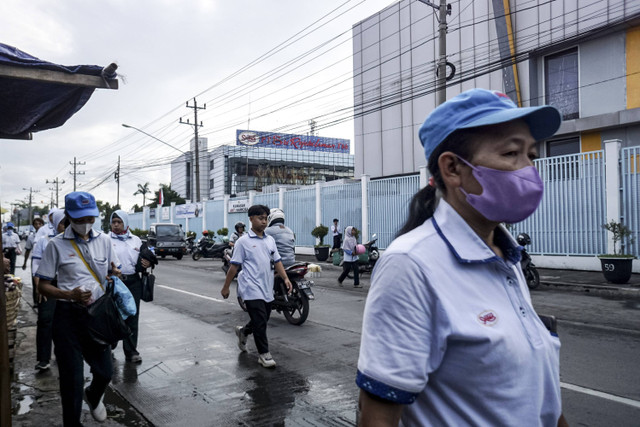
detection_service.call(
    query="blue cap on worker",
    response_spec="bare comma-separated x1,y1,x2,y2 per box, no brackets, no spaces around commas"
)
6,222,14,229
65,191,99,218
418,88,562,161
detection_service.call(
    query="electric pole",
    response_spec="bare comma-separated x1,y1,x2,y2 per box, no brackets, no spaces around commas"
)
69,157,86,191
46,177,65,207
180,97,205,202
22,187,39,224
114,156,120,207
419,0,451,105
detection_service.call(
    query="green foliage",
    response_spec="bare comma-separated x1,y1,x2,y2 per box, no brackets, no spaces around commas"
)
130,228,148,238
133,182,151,207
148,184,186,208
602,220,635,256
311,224,329,246
217,227,229,236
186,231,197,238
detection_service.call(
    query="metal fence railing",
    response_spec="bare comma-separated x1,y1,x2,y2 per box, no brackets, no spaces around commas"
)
622,146,640,257
512,151,607,255
284,187,316,246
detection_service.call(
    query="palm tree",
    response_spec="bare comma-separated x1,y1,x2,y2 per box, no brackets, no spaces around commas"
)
133,182,151,208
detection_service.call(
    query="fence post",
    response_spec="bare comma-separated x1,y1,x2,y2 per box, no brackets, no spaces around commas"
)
278,186,285,210
361,174,370,243
223,195,229,228
170,202,176,223
419,166,429,189
201,201,206,232
142,206,148,230
604,139,622,254
249,190,256,206
315,182,322,245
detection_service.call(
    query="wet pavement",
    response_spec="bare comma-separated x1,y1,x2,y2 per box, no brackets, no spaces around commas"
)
8,256,640,426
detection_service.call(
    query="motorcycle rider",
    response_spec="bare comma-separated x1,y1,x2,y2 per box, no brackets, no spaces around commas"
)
229,222,246,247
264,208,295,268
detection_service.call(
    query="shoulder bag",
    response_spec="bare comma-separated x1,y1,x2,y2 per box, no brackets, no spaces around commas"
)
71,240,131,346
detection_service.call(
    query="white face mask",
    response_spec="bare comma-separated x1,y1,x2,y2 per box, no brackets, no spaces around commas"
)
71,222,93,236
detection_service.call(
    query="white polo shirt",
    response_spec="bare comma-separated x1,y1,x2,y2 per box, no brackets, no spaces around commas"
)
109,231,142,275
36,227,120,303
231,229,281,302
2,231,20,248
357,199,562,426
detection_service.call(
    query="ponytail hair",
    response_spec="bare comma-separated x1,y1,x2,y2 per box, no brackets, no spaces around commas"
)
397,129,477,236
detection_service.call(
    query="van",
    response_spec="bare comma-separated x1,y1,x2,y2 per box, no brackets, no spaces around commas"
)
147,223,187,260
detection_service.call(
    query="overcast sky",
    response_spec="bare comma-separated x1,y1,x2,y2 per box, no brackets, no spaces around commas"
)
0,0,396,218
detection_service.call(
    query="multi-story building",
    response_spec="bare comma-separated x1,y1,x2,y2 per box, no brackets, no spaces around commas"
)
170,130,353,201
352,0,640,177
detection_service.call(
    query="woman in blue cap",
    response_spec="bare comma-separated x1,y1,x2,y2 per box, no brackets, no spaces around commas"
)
36,191,121,426
356,89,568,426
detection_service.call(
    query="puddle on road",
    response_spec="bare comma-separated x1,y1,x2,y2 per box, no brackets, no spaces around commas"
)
13,383,34,416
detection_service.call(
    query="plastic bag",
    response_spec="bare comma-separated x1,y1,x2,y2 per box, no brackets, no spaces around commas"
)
111,276,137,319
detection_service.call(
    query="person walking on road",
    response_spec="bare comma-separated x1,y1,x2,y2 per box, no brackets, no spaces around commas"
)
220,205,292,368
264,208,296,268
330,218,342,256
22,217,45,306
356,89,568,426
32,209,67,372
109,209,151,363
337,226,360,288
2,222,21,274
36,191,121,426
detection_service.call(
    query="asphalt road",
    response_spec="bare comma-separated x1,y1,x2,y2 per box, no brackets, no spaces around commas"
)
130,257,640,426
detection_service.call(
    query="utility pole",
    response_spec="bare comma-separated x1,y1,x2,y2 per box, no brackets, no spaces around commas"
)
69,157,86,191
180,97,205,202
46,177,65,207
21,187,39,224
419,0,451,105
114,156,120,207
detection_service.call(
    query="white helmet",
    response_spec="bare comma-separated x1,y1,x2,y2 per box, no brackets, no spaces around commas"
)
268,208,285,226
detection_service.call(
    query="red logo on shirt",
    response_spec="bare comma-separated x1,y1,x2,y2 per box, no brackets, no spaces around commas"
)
478,310,498,326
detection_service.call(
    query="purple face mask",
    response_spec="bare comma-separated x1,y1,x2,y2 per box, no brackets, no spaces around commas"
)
457,156,544,223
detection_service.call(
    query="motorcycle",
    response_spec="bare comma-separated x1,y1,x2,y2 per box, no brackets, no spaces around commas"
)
186,235,196,254
192,236,229,261
236,262,315,325
221,247,241,277
517,233,540,290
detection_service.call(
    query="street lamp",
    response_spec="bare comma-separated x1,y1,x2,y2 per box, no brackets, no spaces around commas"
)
121,124,195,202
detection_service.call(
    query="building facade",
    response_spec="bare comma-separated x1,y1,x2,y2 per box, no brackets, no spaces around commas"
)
170,131,353,201
352,0,640,177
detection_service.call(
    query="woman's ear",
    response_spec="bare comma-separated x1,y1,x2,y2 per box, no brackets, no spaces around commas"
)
438,151,463,190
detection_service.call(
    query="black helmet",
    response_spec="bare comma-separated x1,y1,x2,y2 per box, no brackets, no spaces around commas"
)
235,221,246,232
516,233,531,246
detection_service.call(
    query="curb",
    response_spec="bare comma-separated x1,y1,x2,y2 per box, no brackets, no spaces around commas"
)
540,281,640,297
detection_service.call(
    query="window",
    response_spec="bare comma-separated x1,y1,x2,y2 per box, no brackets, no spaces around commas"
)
545,48,579,120
209,179,214,189
547,137,580,157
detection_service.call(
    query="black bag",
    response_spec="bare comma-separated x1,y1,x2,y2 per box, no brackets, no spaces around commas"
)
141,272,155,302
86,281,131,347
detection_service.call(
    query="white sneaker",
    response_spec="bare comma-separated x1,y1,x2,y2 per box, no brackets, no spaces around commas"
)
258,352,276,368
235,326,247,352
83,387,107,422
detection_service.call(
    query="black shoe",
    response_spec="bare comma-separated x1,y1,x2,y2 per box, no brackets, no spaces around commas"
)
35,361,50,371
126,354,142,363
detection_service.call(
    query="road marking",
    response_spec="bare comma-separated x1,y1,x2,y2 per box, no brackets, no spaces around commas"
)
157,284,230,304
561,382,640,409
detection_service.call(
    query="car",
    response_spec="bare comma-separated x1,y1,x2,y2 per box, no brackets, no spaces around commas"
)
147,223,187,260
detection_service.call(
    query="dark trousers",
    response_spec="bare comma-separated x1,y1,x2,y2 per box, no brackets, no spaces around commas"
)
242,300,272,354
332,235,342,249
4,247,16,275
36,296,56,363
53,302,113,427
338,261,360,286
122,275,142,357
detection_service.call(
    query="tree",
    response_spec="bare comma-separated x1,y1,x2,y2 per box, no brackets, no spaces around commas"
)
133,182,151,207
148,184,185,208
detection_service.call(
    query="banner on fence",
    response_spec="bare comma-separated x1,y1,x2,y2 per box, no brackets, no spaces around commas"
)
176,203,202,218
161,207,170,220
229,199,249,213
149,208,156,219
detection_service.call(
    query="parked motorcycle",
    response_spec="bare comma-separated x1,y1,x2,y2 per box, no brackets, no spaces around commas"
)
192,237,229,261
517,233,540,290
236,262,315,325
186,235,196,254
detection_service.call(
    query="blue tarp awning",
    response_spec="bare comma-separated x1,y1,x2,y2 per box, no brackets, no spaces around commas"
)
0,43,118,139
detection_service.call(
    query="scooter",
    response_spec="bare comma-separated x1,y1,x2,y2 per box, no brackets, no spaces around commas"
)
517,233,540,290
236,262,315,325
221,247,241,277
192,236,229,261
186,235,196,254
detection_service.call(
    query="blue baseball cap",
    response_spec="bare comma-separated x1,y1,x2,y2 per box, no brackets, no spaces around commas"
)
65,191,99,218
7,222,14,228
419,89,562,161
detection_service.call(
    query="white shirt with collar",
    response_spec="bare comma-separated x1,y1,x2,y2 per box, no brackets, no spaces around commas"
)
357,199,561,426
2,230,20,248
109,231,142,275
36,226,121,303
230,228,281,302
